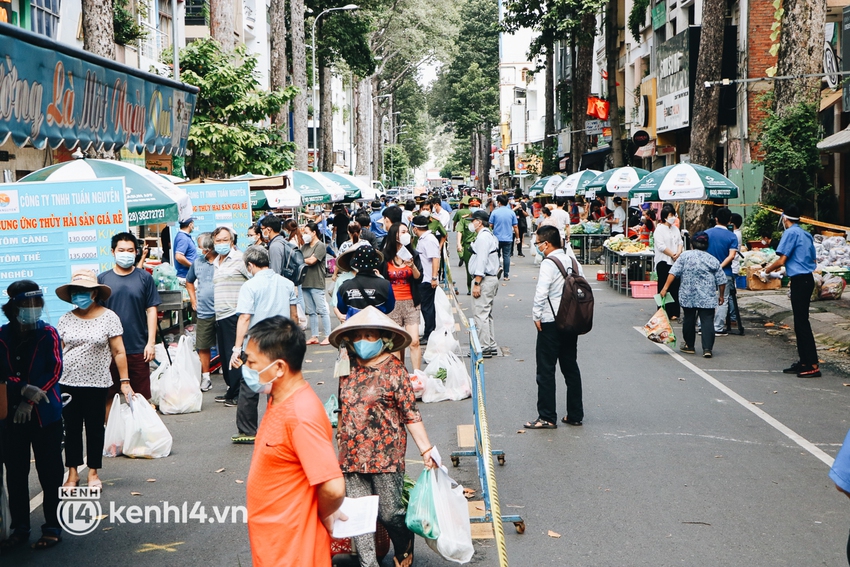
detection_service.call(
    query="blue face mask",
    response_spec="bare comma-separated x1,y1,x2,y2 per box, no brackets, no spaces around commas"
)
115,252,136,268
353,339,384,360
214,243,232,256
469,207,480,213
72,292,94,310
242,359,281,394
17,306,43,326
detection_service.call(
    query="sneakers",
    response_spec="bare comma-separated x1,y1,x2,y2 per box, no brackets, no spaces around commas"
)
715,331,728,337
200,377,212,392
214,395,228,403
223,398,239,407
796,366,822,378
703,350,712,358
783,362,802,374
679,345,695,354
231,434,255,444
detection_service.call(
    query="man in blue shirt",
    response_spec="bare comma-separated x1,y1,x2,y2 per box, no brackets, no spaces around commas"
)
173,218,198,278
369,200,387,249
763,205,819,377
705,207,738,336
489,194,519,281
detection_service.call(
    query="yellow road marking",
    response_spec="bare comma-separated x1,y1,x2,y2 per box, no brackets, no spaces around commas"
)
137,542,185,553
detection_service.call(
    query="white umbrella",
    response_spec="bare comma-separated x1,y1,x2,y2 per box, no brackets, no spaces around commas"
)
554,170,601,197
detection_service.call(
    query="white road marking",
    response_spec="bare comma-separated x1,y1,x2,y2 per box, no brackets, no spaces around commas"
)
635,327,835,467
30,464,88,512
702,369,784,373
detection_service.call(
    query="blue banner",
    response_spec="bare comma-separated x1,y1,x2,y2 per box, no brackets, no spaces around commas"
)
182,182,252,252
0,178,129,323
0,22,197,155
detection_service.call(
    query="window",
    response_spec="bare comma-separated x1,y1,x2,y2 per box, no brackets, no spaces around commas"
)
31,0,60,39
158,0,173,49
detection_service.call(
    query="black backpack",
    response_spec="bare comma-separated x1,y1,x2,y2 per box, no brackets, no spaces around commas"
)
544,255,594,335
275,238,307,286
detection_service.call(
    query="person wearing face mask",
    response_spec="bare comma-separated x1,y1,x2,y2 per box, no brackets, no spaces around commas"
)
173,217,198,278
468,209,501,358
244,316,346,567
380,223,424,369
411,215,441,344
186,232,216,392
653,204,683,321
329,307,436,567
227,246,298,444
97,233,161,404
762,205,820,377
55,270,130,491
247,225,262,247
0,280,64,551
211,226,251,406
301,221,333,345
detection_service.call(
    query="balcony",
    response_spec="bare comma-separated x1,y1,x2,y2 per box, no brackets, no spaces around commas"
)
185,0,210,26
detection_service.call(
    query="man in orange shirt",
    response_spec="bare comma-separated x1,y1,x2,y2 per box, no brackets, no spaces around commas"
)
245,316,346,567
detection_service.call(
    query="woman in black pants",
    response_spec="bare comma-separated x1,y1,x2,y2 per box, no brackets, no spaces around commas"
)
653,204,683,320
55,270,132,490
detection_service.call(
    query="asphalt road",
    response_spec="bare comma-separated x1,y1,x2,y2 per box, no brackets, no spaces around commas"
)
9,247,850,566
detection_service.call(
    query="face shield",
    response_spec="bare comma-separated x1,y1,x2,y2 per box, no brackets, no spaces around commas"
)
9,289,50,328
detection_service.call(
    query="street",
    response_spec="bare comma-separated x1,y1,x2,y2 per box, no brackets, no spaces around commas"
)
9,250,850,567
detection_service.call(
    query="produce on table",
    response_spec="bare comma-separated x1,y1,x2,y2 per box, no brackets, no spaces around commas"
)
604,234,649,253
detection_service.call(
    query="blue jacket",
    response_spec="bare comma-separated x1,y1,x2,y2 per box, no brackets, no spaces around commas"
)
0,321,63,427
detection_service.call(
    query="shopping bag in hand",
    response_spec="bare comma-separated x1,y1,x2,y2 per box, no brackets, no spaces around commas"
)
324,395,339,428
405,469,441,539
425,466,475,563
103,394,126,457
158,336,203,414
644,297,676,347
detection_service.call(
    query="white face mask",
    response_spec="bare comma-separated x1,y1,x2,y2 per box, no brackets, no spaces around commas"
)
468,222,478,232
666,216,676,225
303,233,313,244
399,233,411,246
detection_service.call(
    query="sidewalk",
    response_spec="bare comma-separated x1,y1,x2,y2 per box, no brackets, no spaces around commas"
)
737,288,850,352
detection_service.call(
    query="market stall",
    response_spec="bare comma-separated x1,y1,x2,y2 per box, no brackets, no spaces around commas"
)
602,235,654,296
289,170,346,204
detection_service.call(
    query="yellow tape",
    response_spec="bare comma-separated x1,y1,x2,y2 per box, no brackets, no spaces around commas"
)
762,206,850,233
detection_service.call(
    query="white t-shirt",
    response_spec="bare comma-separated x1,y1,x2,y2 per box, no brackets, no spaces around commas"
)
58,310,124,388
612,207,627,233
550,208,571,238
731,228,743,275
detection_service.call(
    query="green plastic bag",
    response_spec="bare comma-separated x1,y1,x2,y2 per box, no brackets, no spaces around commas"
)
324,395,338,428
405,469,440,539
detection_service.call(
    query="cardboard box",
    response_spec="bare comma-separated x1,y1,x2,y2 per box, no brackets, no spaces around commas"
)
746,266,781,291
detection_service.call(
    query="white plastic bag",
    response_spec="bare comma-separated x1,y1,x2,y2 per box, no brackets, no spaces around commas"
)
123,393,173,459
410,370,427,400
424,352,471,402
424,328,461,364
425,466,475,563
158,336,203,415
421,373,450,403
297,303,308,330
103,394,126,457
149,362,168,406
433,287,454,333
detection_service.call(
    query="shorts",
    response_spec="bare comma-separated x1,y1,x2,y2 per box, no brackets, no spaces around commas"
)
195,316,216,350
109,352,152,400
389,299,420,328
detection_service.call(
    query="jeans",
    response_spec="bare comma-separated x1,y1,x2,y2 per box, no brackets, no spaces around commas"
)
344,472,411,567
61,385,108,470
215,314,243,399
472,276,499,350
683,307,716,352
418,282,437,339
535,322,582,424
713,275,734,332
303,287,332,338
790,273,817,366
498,241,513,278
655,262,680,318
3,418,64,534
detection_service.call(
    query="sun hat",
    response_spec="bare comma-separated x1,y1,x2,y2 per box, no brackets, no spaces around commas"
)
328,305,412,352
56,269,112,303
347,246,384,273
337,241,374,273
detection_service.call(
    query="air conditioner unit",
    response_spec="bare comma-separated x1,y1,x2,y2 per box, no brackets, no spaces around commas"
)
515,98,525,106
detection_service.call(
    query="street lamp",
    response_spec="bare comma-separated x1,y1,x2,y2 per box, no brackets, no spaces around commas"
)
311,3,359,171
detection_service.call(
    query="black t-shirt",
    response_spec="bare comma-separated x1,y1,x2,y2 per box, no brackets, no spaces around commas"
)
98,268,161,354
332,213,350,245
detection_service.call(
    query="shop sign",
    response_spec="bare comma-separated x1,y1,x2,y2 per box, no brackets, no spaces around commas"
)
633,130,651,146
181,182,252,252
0,23,197,155
652,1,667,31
0,178,128,321
145,151,173,175
842,8,850,110
656,30,690,133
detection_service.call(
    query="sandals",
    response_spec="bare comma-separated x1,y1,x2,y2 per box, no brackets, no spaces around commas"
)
305,337,320,345
561,417,583,426
88,478,103,491
31,528,61,550
0,531,29,550
523,419,556,429
319,338,330,346
393,540,414,567
62,478,79,488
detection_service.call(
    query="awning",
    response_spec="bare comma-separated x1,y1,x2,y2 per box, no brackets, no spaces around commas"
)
250,189,302,209
818,125,850,153
580,146,612,170
635,140,656,158
0,22,198,155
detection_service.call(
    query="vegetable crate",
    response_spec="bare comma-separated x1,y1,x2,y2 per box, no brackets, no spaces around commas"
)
630,281,657,298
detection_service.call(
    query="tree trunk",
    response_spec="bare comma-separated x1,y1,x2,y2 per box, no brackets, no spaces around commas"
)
774,0,826,117
82,0,114,59
605,0,624,168
269,0,288,130
543,43,556,176
481,127,492,190
571,14,596,172
686,0,726,232
320,63,334,172
354,77,371,177
290,0,308,170
210,0,236,52
372,77,382,181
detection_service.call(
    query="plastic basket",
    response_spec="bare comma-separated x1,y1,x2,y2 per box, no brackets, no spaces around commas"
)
630,281,657,298
596,272,608,281
736,276,747,290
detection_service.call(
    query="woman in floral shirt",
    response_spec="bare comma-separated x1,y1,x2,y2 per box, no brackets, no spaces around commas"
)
329,306,436,567
660,231,726,358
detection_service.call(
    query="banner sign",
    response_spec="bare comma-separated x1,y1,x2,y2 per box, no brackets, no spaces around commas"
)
0,178,128,322
0,22,198,155
656,29,691,133
182,182,252,252
843,7,850,111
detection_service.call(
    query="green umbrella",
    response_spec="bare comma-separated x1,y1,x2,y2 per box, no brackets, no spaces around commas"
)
555,170,601,197
528,175,564,197
290,171,346,204
585,167,650,197
319,172,363,200
628,164,739,201
19,158,193,226
250,189,302,209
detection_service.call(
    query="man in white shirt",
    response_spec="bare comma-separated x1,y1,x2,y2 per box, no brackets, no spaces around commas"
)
469,210,501,358
607,197,627,235
413,215,441,342
525,225,584,429
431,198,452,233
549,198,572,241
